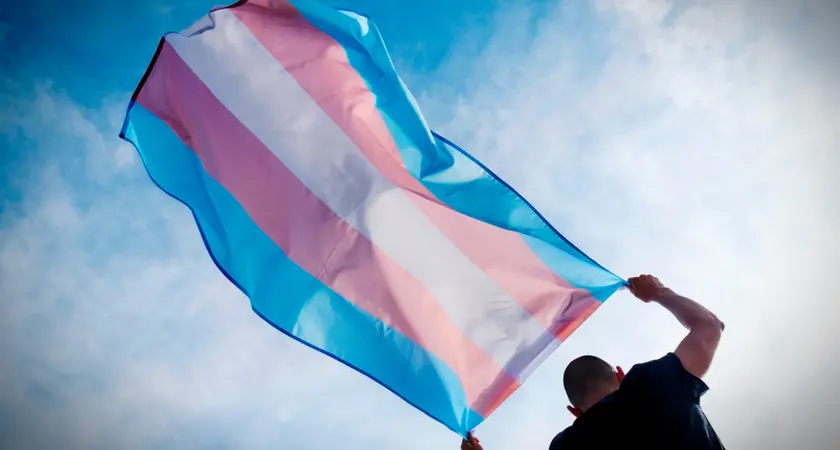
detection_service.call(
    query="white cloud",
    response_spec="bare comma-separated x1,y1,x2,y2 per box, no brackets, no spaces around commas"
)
2,0,839,449
0,83,458,449
419,0,839,448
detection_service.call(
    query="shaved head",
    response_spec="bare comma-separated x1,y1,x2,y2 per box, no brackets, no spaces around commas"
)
563,355,618,409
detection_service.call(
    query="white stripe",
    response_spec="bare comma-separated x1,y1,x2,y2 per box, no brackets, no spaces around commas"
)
166,9,552,375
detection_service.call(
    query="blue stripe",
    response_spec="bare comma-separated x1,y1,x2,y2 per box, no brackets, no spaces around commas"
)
289,0,625,298
120,103,484,436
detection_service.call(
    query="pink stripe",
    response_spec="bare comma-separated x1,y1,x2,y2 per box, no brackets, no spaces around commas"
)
232,2,597,340
135,42,518,413
555,296,601,341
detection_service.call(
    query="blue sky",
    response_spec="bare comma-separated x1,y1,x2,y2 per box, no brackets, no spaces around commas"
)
1,0,839,448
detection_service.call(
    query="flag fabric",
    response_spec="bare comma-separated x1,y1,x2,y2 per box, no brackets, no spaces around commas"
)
120,0,626,436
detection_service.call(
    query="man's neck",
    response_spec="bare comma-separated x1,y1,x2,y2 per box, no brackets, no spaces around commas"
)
579,387,617,413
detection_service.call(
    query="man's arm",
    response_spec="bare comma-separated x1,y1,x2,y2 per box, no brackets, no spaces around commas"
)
628,275,724,379
658,289,723,378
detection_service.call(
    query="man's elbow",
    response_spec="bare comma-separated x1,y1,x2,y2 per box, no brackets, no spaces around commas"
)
694,312,724,336
709,311,725,332
694,316,724,365
677,323,723,379
696,315,724,346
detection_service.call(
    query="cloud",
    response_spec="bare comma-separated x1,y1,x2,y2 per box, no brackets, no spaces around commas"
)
1,0,839,449
0,82,459,448
417,0,840,447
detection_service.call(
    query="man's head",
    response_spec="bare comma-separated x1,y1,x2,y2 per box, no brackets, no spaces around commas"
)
563,355,625,417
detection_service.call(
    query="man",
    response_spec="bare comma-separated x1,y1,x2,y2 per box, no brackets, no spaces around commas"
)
461,274,725,449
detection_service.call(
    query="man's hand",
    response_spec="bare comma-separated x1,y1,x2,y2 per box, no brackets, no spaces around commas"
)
461,432,483,450
627,274,669,302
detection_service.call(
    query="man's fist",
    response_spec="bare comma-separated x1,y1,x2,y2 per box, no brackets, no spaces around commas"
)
461,432,483,450
627,274,669,302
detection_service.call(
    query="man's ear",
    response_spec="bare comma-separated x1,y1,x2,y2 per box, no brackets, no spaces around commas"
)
567,405,582,418
616,366,625,382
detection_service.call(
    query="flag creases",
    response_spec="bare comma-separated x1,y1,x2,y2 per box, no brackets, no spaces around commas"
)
119,0,625,436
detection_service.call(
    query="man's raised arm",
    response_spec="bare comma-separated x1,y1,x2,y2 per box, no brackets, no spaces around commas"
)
628,275,724,379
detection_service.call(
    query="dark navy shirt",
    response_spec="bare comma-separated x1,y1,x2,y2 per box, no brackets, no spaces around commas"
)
549,353,724,450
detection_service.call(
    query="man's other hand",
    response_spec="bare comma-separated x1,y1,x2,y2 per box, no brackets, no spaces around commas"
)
461,432,484,450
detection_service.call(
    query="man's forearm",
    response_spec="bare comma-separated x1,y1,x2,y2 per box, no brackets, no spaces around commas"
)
655,289,724,331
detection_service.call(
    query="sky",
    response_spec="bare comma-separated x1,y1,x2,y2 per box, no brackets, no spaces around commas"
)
1,0,839,448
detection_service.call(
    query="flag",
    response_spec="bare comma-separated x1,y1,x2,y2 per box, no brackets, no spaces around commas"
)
119,0,625,436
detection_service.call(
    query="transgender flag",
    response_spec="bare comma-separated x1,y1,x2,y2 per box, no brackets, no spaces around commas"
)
120,0,625,436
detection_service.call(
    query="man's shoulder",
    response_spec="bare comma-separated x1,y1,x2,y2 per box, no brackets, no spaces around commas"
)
621,353,709,400
623,353,686,384
548,427,574,450
628,352,679,372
